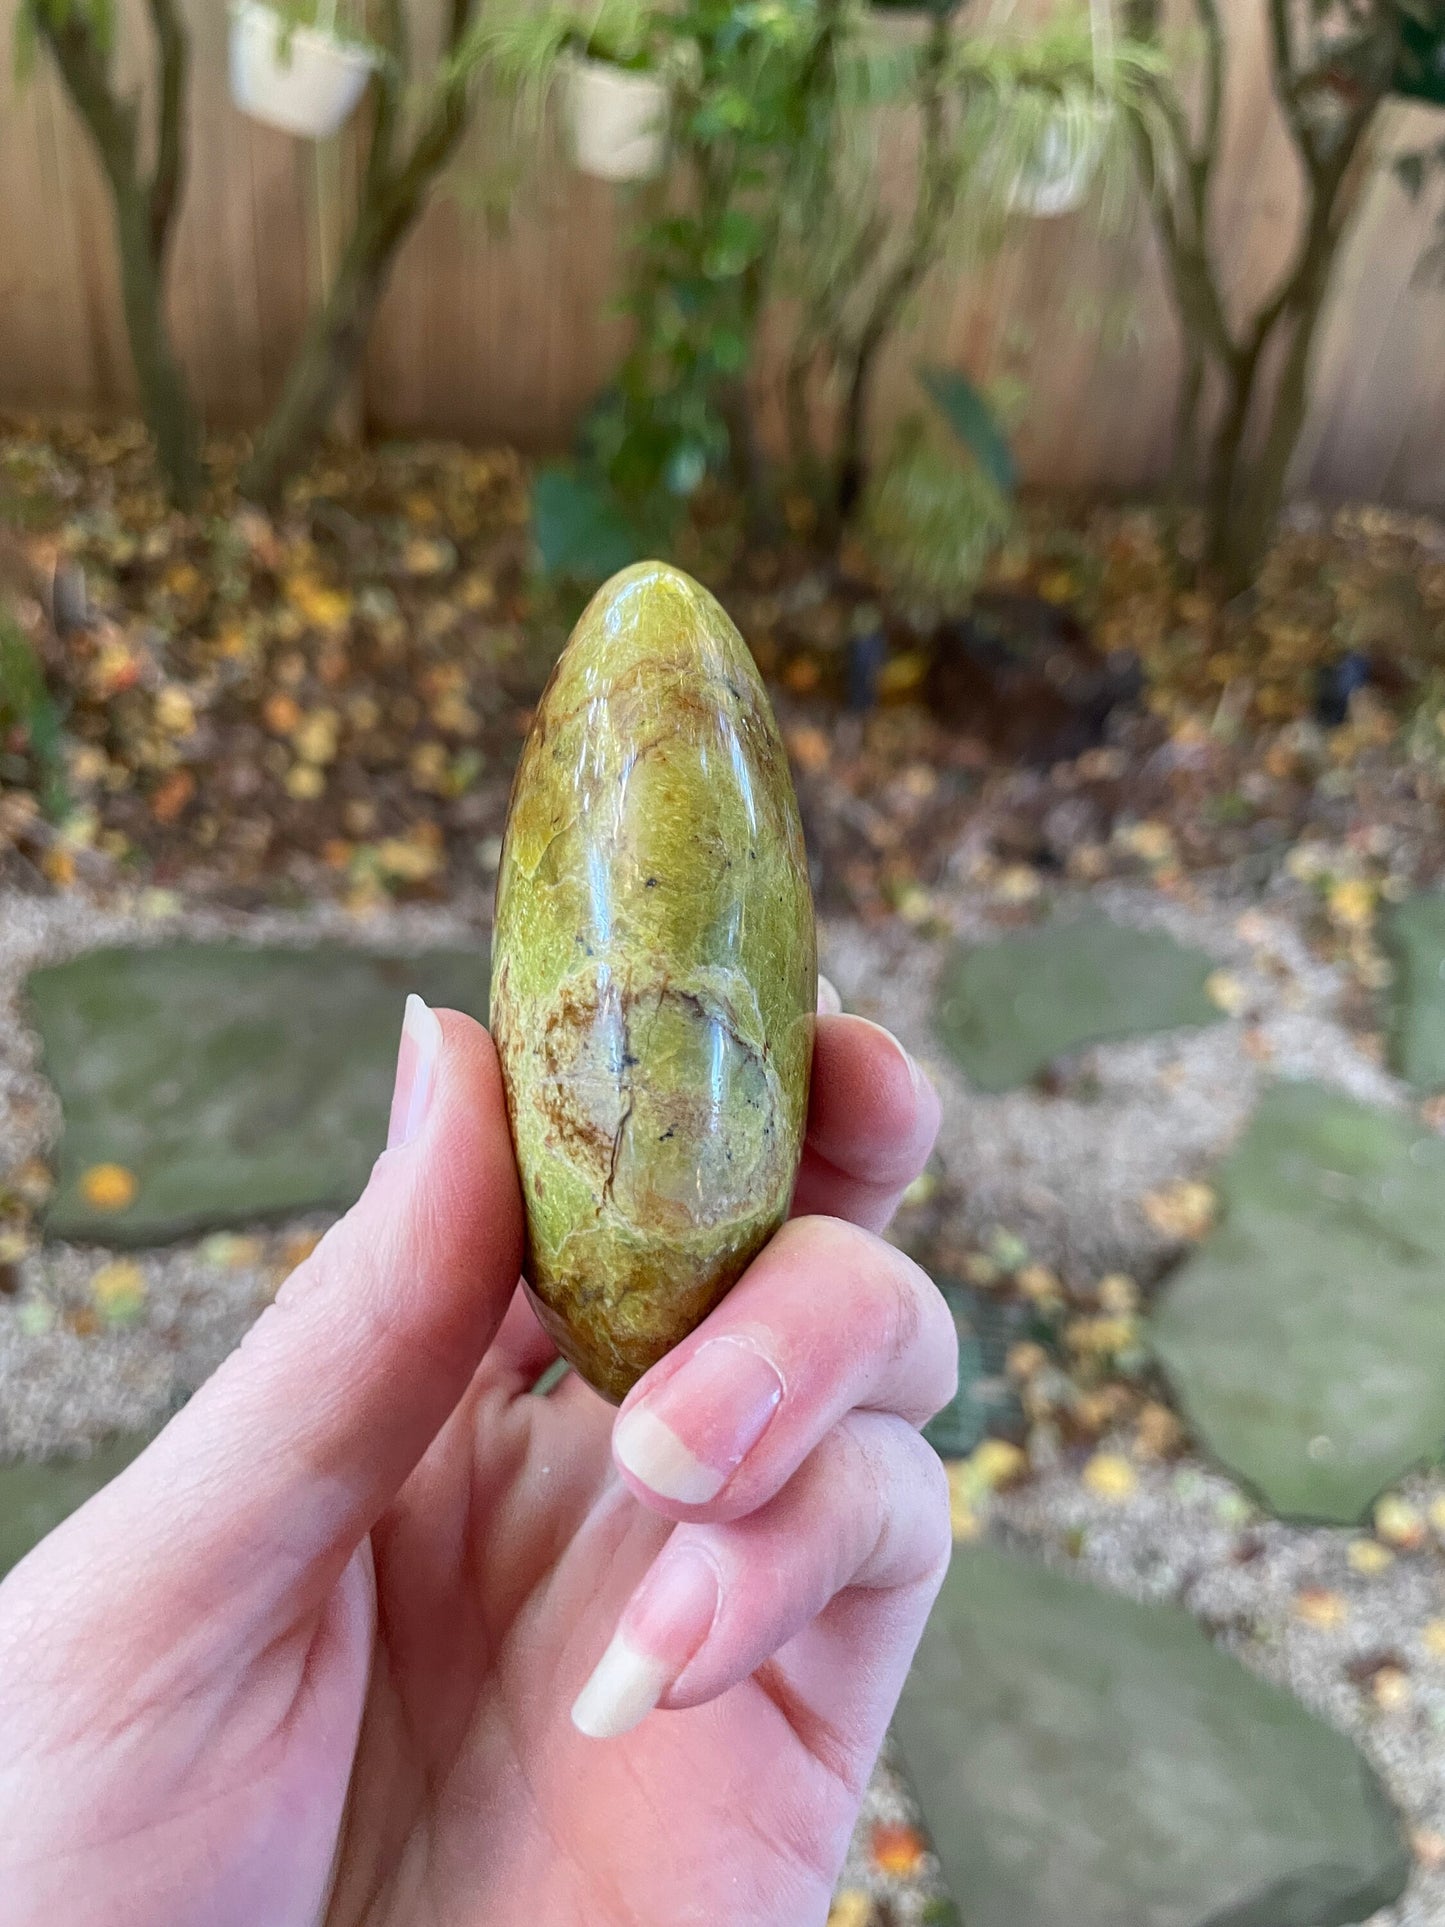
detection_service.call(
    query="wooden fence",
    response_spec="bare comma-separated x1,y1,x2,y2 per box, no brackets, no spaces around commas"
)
1,0,1443,504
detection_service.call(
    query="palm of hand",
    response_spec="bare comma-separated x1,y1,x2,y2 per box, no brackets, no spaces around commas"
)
314,1369,875,1927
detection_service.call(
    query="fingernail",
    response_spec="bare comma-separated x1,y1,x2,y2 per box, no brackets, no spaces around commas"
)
856,1016,929,1105
572,1546,718,1740
387,994,442,1150
614,1337,784,1504
817,973,843,1016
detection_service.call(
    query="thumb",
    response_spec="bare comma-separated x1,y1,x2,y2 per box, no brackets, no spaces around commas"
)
31,1000,524,1646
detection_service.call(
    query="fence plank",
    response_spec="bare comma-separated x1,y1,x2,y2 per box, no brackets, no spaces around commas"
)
1,0,1442,505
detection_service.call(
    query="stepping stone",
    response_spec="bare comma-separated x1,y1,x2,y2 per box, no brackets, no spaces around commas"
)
27,943,488,1245
0,1434,154,1579
932,913,1222,1093
922,1279,1028,1458
1151,1081,1445,1522
1383,892,1445,1091
895,1543,1409,1927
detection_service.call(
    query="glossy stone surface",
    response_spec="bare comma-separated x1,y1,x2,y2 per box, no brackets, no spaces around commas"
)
491,562,815,1402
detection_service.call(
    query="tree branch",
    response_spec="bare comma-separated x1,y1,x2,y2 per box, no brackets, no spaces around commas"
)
144,0,187,261
366,0,407,195
1195,0,1224,164
38,10,140,199
1266,0,1318,170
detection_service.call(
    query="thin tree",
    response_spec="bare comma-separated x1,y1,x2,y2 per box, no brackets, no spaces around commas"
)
238,0,483,504
1126,0,1404,591
25,0,486,510
26,0,203,507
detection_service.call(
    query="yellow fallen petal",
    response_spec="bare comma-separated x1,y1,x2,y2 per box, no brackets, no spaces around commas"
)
1420,1619,1445,1660
827,1893,873,1927
91,1259,146,1322
1083,1452,1137,1501
1328,877,1376,930
154,685,196,736
285,762,326,802
944,1462,982,1539
971,1439,1028,1491
1292,1587,1348,1630
1096,1272,1138,1314
1374,1496,1426,1550
1205,970,1248,1016
1140,1180,1217,1242
79,1163,137,1211
1346,1539,1394,1576
1372,1666,1411,1712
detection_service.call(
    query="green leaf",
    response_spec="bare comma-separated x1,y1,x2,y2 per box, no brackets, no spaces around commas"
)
919,366,1017,496
531,466,649,583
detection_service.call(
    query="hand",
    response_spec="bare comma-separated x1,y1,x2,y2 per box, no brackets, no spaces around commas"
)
0,985,951,1927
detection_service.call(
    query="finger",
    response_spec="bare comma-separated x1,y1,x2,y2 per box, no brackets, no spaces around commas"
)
790,1014,939,1232
21,1002,524,1649
571,1410,950,1740
489,1280,560,1386
610,1214,956,1521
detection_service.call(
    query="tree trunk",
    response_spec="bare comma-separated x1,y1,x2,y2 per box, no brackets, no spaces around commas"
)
39,10,202,511
1201,345,1260,586
832,11,953,525
834,313,888,524
240,222,390,506
114,180,203,509
240,0,478,505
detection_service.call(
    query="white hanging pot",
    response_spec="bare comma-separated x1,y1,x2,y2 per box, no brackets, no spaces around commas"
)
228,0,378,140
1005,96,1110,217
564,55,667,183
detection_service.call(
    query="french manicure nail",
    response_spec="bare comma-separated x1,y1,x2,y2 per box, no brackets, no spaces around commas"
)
570,1634,672,1741
571,1546,719,1740
387,994,442,1150
613,1337,784,1504
817,973,843,1016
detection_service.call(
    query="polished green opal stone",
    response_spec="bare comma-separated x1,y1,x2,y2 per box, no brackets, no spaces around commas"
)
491,562,816,1402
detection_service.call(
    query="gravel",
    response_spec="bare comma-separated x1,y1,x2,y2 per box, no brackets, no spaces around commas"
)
1,877,1441,1923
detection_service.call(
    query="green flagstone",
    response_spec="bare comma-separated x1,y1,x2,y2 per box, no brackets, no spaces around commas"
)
0,1435,155,1578
932,913,1222,1093
1152,1080,1445,1522
896,1544,1410,1927
1382,892,1445,1092
28,943,487,1245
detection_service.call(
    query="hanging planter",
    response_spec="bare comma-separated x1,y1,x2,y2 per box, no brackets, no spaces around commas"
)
563,53,667,181
1004,94,1111,217
228,0,379,140
994,0,1113,218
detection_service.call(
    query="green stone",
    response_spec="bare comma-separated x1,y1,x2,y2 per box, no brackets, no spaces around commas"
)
932,912,1223,1093
895,1544,1410,1927
0,1435,155,1579
1151,1081,1445,1522
1382,891,1445,1091
29,944,487,1245
922,1278,1027,1458
491,562,815,1402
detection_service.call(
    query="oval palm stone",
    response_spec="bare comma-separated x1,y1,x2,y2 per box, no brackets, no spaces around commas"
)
491,562,816,1402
